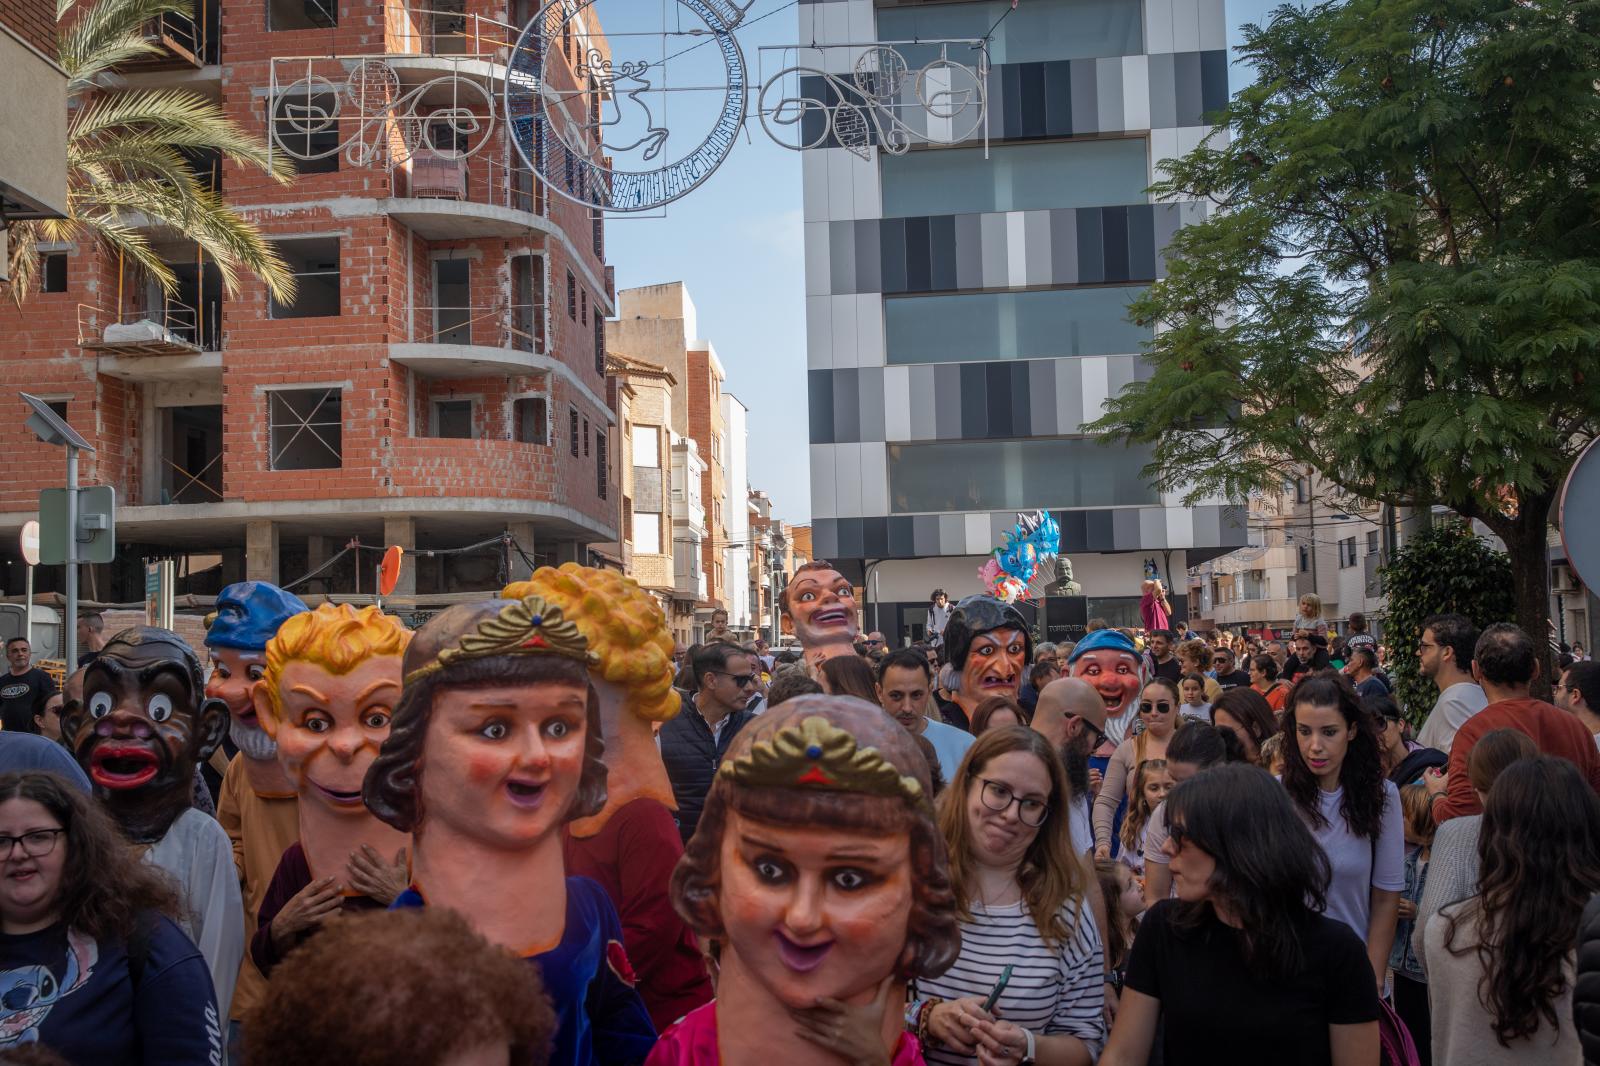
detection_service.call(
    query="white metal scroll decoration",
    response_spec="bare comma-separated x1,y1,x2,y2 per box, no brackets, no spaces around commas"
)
266,3,990,213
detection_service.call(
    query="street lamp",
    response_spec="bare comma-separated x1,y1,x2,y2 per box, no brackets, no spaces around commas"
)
20,393,94,672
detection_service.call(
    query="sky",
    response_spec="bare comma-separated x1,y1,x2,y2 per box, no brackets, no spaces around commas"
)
603,0,1285,525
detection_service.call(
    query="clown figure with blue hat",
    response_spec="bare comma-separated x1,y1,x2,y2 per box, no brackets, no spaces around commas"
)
205,582,308,1042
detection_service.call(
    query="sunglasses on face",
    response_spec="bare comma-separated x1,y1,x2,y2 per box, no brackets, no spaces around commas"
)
1212,656,1231,665
717,672,757,687
1139,700,1173,715
1168,821,1189,848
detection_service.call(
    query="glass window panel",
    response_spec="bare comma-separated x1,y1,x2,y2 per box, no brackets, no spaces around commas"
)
885,287,1149,365
882,139,1148,218
879,0,1141,65
887,439,1158,513
632,426,660,467
635,512,662,554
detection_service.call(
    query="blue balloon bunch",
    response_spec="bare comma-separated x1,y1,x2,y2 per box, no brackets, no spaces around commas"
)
978,511,1061,603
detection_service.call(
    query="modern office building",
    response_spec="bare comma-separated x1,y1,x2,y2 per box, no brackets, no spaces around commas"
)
799,0,1245,644
0,2,617,605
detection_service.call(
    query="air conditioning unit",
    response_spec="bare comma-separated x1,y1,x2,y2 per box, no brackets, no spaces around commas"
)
1553,563,1582,594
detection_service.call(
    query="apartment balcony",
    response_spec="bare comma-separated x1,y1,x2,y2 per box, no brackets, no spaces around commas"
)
1207,596,1301,628
126,3,219,70
389,302,549,378
79,303,222,381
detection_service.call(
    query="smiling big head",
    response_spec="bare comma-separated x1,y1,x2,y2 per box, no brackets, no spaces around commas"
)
672,696,958,1027
781,561,859,659
1066,629,1144,746
204,581,308,767
253,605,410,817
63,627,226,844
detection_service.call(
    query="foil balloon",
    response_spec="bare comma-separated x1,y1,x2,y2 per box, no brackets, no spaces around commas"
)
978,511,1061,603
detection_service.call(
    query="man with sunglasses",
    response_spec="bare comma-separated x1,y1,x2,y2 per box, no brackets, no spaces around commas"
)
1030,678,1110,858
658,641,758,843
1210,646,1251,690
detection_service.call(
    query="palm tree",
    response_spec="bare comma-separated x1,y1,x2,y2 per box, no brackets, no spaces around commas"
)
5,0,294,306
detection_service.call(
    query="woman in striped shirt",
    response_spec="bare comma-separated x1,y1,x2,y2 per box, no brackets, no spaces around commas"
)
916,726,1106,1065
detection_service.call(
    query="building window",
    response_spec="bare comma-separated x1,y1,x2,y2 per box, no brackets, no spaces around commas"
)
592,215,604,258
882,138,1149,218
45,401,68,422
593,313,606,375
632,426,659,466
269,388,342,470
269,0,337,29
596,428,608,500
269,238,340,318
1366,530,1380,555
1339,537,1358,568
887,438,1158,513
509,253,546,354
432,259,470,344
270,93,339,172
582,417,590,456
513,397,548,444
40,253,67,293
431,399,474,439
567,270,577,320
878,0,1140,65
1294,478,1309,503
635,511,662,554
569,407,580,457
580,289,588,326
1298,545,1311,573
884,287,1150,365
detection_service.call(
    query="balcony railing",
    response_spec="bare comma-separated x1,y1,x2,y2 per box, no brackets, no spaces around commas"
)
401,152,547,216
408,303,544,351
131,4,217,68
79,302,219,355
384,7,522,63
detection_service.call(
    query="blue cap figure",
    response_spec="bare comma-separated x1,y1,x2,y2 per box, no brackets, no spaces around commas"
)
205,582,309,763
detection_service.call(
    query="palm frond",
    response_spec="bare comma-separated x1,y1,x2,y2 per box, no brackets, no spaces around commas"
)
69,206,175,294
69,88,295,184
58,0,192,90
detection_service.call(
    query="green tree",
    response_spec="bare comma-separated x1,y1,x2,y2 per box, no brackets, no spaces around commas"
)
5,0,294,303
1091,0,1600,678
1378,521,1514,719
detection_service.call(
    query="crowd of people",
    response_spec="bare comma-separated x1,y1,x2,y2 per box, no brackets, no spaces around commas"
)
1,568,1599,1066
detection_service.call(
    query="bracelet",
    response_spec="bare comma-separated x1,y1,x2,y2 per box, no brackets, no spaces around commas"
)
916,998,941,1049
1022,1026,1037,1064
903,997,926,1033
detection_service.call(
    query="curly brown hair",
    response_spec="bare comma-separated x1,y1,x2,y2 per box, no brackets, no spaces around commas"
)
245,908,557,1065
671,696,961,982
0,773,181,942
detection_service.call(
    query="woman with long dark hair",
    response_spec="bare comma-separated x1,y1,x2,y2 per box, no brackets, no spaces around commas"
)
1425,756,1600,1062
1100,764,1380,1065
920,726,1105,1064
1139,721,1249,909
1281,674,1404,990
1210,686,1278,764
0,771,219,1062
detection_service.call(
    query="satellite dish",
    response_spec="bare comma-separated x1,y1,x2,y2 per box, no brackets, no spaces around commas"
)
19,521,40,567
378,545,405,597
1560,437,1600,590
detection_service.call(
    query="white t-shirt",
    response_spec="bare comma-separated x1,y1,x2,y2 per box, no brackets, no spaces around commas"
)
1416,682,1489,751
921,718,976,782
144,806,245,1020
1067,790,1093,859
918,897,1106,1065
1304,780,1405,942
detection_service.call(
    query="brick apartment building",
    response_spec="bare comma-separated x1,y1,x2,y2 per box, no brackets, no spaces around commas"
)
0,1,619,604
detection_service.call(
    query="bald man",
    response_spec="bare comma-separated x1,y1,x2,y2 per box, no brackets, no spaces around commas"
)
1032,678,1108,858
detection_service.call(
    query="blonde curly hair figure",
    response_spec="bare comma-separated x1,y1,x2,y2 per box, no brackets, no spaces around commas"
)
504,563,683,836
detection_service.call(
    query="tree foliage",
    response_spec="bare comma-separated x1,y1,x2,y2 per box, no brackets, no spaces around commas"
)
1090,0,1600,651
5,0,295,304
1378,521,1514,720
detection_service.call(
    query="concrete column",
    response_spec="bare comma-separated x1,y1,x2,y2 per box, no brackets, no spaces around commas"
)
382,516,417,598
245,521,279,583
555,540,582,565
506,522,537,582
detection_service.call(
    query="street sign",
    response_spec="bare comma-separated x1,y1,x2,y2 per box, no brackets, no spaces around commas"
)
39,485,116,565
1560,436,1600,590
19,521,39,567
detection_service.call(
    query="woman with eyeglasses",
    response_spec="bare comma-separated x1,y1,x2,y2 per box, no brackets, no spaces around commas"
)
1100,764,1380,1066
0,771,218,1062
919,726,1106,1065
1281,674,1404,992
1092,679,1186,861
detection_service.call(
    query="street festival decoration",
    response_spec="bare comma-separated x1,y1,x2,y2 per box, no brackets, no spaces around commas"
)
1067,628,1145,749
266,1,989,213
781,560,861,668
978,510,1063,604
365,592,656,1066
654,695,959,1066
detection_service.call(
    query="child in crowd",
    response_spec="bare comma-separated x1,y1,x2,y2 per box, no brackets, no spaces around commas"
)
1118,758,1172,875
1391,782,1435,1066
1259,733,1286,777
1178,673,1211,722
1296,593,1329,637
1095,859,1144,1001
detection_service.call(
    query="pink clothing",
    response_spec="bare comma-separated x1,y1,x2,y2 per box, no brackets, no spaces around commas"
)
1140,591,1170,633
646,1002,926,1066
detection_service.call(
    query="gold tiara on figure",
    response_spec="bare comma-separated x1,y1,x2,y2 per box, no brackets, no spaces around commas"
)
722,715,925,803
404,596,597,686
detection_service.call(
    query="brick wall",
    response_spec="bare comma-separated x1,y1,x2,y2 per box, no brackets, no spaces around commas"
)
2,0,57,60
